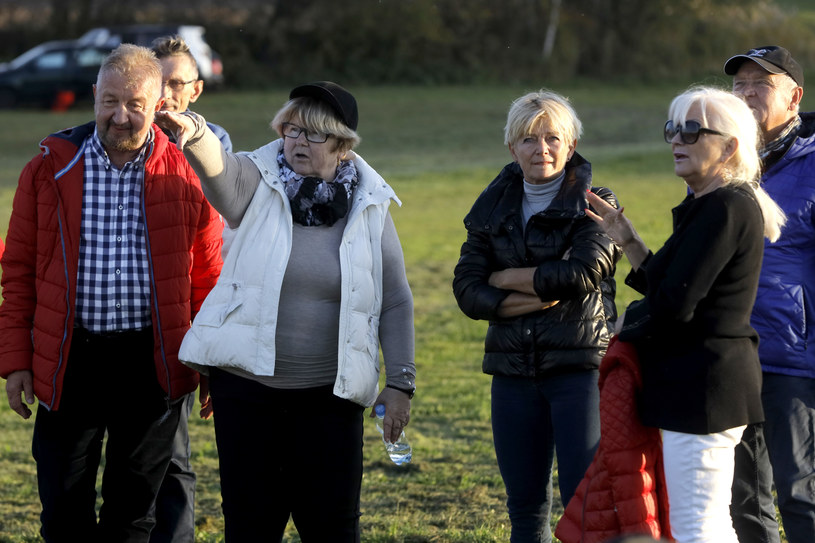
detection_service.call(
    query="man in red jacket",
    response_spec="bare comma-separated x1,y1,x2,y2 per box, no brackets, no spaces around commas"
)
0,44,222,543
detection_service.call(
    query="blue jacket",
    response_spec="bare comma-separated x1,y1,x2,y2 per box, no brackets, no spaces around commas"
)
752,112,815,379
207,121,232,152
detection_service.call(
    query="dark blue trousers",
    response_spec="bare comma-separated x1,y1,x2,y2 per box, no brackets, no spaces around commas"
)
762,373,815,543
33,327,181,543
731,423,781,543
149,392,196,543
208,368,364,543
491,371,600,543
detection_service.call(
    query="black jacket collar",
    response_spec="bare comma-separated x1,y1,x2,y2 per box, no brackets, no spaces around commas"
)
465,152,593,231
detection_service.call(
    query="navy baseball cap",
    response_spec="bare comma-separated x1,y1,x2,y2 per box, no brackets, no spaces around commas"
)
724,45,804,87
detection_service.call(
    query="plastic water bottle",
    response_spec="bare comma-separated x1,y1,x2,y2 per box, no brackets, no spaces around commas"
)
374,404,412,465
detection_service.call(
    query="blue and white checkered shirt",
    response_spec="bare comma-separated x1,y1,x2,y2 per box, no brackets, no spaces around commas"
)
74,128,154,333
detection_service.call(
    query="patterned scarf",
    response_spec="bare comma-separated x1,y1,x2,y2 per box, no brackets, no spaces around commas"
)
760,115,801,170
276,149,359,226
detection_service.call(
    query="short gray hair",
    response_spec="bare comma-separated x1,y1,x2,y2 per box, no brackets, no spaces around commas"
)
151,35,199,79
98,43,162,101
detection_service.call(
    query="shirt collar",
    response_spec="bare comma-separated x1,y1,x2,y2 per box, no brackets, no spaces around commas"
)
89,125,154,169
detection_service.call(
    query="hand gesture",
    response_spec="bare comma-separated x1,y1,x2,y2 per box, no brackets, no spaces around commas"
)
586,191,650,270
585,190,637,246
154,110,197,151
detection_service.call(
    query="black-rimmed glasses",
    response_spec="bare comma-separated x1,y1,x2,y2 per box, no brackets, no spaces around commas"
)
281,122,330,144
664,120,725,144
163,79,198,91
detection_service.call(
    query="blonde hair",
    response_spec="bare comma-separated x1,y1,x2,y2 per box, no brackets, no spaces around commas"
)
669,86,786,241
97,43,163,102
504,89,583,146
271,96,361,154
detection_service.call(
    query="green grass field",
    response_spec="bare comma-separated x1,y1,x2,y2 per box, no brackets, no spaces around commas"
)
0,82,800,541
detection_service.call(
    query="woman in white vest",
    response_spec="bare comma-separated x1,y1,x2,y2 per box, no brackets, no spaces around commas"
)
156,82,415,542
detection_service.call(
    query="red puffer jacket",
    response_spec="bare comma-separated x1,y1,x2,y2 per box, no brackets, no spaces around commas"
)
0,122,223,410
0,237,4,260
555,336,673,543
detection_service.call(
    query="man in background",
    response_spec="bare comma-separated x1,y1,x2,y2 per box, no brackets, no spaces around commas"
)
153,35,231,152
725,45,815,543
0,43,222,542
149,35,232,543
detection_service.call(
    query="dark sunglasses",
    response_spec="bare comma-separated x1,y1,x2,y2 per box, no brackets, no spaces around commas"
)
664,120,725,144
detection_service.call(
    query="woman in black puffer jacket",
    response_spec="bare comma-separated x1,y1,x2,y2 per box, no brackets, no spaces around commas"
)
453,89,622,543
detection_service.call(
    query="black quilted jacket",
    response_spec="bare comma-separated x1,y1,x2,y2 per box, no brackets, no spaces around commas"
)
453,153,622,378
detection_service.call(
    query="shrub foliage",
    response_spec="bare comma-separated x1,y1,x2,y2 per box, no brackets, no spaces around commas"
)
0,0,812,88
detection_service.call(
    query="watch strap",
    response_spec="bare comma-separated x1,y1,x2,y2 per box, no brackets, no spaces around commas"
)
386,383,415,399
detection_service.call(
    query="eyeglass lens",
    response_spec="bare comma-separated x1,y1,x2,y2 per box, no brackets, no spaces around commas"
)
165,79,195,91
282,123,329,143
664,120,702,144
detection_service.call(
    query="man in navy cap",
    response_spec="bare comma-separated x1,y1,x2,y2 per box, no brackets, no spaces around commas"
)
724,45,814,543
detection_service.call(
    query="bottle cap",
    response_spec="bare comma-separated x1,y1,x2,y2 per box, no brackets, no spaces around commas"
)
374,404,385,417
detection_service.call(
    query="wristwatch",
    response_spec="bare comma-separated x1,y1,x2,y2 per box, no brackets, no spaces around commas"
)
386,383,415,399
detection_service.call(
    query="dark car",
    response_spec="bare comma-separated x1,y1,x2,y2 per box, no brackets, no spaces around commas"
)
78,24,224,87
0,40,111,108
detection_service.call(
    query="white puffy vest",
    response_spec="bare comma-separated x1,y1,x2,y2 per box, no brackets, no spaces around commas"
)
179,140,399,406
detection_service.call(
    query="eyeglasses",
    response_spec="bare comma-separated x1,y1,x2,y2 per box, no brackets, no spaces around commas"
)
163,79,197,91
664,120,725,144
281,122,330,144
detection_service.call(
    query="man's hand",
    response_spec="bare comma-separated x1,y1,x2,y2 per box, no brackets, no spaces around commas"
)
198,375,213,420
6,370,35,419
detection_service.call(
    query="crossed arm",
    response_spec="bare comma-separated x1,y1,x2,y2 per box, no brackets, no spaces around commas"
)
488,267,559,318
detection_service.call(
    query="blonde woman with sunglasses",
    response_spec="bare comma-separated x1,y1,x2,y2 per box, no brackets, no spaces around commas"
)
586,86,785,543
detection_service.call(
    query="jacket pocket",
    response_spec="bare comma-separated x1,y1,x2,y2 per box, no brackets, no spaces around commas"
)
366,314,381,362
193,281,245,328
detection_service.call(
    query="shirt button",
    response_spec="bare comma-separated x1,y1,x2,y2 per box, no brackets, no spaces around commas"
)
525,329,532,335
115,303,121,309
118,205,124,210
115,269,121,275
116,236,122,242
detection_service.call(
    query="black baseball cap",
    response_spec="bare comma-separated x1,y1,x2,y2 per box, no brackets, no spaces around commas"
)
289,81,359,131
724,45,804,87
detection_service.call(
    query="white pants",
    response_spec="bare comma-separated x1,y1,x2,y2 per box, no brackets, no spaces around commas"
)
661,426,746,543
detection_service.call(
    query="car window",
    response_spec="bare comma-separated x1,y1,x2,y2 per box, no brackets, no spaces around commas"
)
76,48,107,68
35,51,68,70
